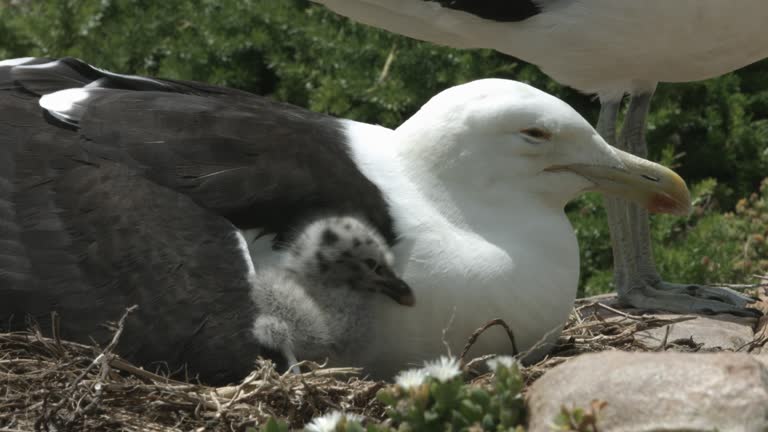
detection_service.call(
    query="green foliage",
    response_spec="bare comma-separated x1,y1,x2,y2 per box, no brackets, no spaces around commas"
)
552,401,606,432
572,177,768,295
259,357,526,431
2,0,768,293
374,357,525,431
256,417,289,432
651,71,768,206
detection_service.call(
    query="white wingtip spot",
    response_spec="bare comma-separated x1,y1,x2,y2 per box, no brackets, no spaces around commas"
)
0,57,37,67
39,88,91,125
233,230,257,278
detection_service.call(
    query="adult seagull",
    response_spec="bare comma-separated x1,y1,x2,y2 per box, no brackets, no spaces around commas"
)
0,57,688,381
314,0,768,316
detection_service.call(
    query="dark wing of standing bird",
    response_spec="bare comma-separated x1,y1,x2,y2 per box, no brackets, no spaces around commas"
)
426,0,543,21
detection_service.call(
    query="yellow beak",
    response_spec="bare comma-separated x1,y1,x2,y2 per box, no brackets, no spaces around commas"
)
547,147,691,216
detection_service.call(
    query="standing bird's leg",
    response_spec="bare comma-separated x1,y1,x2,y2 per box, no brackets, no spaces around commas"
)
597,97,630,291
600,87,759,316
619,89,661,287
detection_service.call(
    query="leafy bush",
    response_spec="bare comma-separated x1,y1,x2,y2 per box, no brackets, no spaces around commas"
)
572,177,768,296
259,356,526,432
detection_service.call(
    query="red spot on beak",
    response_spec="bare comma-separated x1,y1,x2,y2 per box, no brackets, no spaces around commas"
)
648,193,686,215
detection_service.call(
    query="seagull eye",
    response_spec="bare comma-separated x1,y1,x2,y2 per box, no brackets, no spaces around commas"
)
521,128,551,141
364,258,386,275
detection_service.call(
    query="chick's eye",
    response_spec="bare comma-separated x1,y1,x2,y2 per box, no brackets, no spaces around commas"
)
364,258,377,269
521,128,551,141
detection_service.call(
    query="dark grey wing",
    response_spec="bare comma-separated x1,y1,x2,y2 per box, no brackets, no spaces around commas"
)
77,91,396,241
2,56,397,382
13,57,396,245
5,57,254,97
427,0,543,22
0,61,86,319
49,162,279,384
1,59,284,384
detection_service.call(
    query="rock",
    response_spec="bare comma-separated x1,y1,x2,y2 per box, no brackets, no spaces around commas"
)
527,351,768,432
633,314,755,351
577,294,758,351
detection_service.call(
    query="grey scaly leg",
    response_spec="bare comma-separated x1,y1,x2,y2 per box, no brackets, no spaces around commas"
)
597,97,630,292
619,90,661,288
599,88,759,316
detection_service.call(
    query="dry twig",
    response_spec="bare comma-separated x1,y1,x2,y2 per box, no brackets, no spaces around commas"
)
459,318,518,369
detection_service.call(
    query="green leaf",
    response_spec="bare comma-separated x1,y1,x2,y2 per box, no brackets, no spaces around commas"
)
261,417,288,432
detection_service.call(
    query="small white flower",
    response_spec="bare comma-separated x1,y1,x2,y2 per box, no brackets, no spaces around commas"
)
394,368,428,389
305,411,341,432
344,413,365,424
305,410,364,432
423,356,462,382
486,355,519,372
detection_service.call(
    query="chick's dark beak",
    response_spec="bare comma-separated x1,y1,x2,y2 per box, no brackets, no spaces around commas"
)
373,267,415,306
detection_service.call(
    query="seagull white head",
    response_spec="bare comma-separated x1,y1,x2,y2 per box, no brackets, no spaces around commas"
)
394,79,690,217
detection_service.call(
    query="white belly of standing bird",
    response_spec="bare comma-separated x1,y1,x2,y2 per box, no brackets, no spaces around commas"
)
497,0,768,94
328,0,768,96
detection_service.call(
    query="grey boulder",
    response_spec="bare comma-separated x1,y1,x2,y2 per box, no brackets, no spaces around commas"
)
527,351,768,432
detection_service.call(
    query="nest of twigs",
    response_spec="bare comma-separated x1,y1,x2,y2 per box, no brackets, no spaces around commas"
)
2,297,762,431
520,301,724,385
0,309,386,431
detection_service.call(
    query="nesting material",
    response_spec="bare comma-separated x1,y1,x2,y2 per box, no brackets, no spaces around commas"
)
2,297,762,431
0,313,386,431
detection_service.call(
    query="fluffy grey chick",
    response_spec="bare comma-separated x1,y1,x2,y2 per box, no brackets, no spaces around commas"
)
250,216,414,371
